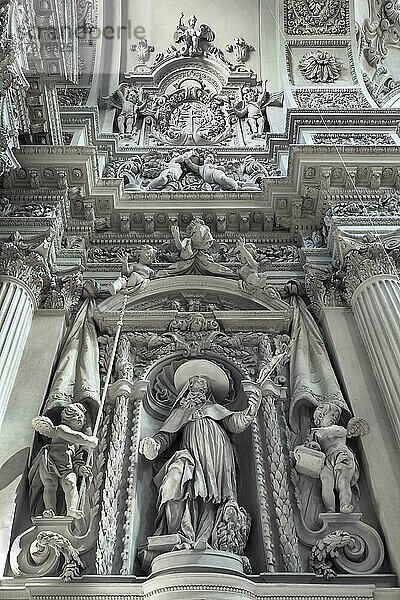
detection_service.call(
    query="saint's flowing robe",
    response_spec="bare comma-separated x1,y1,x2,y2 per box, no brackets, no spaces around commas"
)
150,401,253,541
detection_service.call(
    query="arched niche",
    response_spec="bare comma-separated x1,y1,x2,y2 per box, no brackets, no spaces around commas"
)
131,353,268,575
96,276,292,575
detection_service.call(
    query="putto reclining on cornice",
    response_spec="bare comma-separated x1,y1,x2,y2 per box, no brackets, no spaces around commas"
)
104,151,281,192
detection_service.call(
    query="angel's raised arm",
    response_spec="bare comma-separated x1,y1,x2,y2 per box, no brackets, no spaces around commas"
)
57,425,98,449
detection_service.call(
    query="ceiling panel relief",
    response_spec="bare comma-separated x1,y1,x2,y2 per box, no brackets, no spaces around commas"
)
282,0,376,111
356,0,400,106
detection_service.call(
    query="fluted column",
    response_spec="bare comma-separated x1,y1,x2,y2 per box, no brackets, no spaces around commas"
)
343,243,400,446
0,278,35,427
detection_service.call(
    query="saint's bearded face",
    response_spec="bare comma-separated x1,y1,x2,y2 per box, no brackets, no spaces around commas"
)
179,376,209,407
189,376,208,393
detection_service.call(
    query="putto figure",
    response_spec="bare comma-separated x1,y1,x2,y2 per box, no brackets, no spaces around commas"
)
139,360,261,550
238,238,271,293
173,13,215,57
106,84,149,135
231,81,280,137
184,151,239,191
147,152,190,191
29,403,98,520
296,403,369,514
107,245,157,296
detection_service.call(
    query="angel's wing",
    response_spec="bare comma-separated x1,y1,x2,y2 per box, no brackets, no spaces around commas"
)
266,91,284,107
103,89,123,110
199,24,215,43
32,416,57,439
173,27,186,44
347,416,370,438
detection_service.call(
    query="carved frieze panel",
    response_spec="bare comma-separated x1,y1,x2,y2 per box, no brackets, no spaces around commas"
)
311,132,396,146
285,0,349,35
359,0,400,105
103,151,281,193
293,89,370,110
327,191,400,218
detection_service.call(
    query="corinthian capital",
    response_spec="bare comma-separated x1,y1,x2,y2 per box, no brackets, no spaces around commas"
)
341,242,398,303
304,262,348,317
0,233,52,304
0,232,89,312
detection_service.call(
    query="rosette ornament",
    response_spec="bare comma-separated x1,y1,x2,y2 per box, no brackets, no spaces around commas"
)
299,51,342,83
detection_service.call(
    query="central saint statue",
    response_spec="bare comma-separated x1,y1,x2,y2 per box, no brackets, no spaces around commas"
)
139,360,261,549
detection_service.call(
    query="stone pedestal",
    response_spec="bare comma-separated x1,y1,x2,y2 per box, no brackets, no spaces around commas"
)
0,279,34,427
10,516,76,578
151,548,245,576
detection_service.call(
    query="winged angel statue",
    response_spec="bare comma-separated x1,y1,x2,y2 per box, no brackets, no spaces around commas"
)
294,403,369,514
28,404,98,520
105,84,150,135
173,13,216,57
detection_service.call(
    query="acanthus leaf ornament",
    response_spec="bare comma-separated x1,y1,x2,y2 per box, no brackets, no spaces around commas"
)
341,242,399,303
226,38,255,64
31,531,84,582
310,530,355,578
130,38,155,66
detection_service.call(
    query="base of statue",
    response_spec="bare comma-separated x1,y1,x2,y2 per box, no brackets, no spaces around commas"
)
150,548,245,575
140,535,245,575
10,516,78,578
309,512,385,575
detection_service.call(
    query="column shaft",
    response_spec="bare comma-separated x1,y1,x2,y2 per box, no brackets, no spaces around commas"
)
352,276,400,447
0,280,34,428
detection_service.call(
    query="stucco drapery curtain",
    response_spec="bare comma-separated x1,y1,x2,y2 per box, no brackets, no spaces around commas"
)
289,296,348,432
43,299,100,418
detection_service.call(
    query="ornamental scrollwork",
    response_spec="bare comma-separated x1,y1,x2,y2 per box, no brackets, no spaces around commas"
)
11,530,84,581
286,0,348,35
358,0,400,105
294,90,370,110
362,0,400,68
